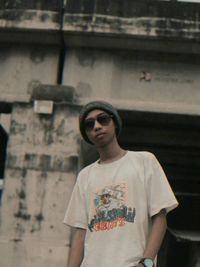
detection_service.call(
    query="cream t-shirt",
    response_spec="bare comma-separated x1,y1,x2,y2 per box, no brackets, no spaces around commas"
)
64,151,178,267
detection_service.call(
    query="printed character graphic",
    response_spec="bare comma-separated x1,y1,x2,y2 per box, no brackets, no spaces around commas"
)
88,183,136,232
96,189,112,217
100,190,111,206
95,185,125,217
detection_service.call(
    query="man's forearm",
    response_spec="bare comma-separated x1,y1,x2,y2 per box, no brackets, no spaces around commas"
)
143,209,167,259
136,209,167,267
68,228,86,267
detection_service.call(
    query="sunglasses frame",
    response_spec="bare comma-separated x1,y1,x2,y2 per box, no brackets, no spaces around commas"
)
84,113,113,131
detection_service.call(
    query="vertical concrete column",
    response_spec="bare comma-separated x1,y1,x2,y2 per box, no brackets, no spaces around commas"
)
0,102,80,267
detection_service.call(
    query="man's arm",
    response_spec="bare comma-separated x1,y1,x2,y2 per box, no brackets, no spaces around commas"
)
68,227,86,267
136,209,167,266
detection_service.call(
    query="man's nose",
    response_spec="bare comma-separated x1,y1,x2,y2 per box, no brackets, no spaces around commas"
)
94,119,102,129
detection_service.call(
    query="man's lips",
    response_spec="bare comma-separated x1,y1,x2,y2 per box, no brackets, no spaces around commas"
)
95,132,105,139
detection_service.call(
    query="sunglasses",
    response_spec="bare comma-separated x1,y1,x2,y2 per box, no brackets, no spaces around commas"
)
84,113,113,131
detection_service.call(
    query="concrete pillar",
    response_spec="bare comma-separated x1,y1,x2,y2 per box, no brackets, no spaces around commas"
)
0,102,80,267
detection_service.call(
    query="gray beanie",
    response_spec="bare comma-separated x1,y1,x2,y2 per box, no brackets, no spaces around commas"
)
79,101,122,144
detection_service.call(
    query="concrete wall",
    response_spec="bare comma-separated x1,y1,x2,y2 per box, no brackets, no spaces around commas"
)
0,103,80,267
0,45,59,102
62,48,200,115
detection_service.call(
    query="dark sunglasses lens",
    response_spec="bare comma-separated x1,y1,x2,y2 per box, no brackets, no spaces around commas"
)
84,114,112,131
97,114,112,125
84,119,95,130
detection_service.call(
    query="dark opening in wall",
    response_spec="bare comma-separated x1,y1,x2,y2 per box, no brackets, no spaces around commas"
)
0,104,12,203
0,123,9,202
0,126,8,177
118,109,200,267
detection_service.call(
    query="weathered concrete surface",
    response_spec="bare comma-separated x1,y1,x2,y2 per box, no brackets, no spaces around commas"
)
64,0,200,39
0,0,61,10
0,103,80,267
0,10,60,29
0,45,59,103
62,48,200,115
0,0,62,44
63,0,200,53
1,0,200,52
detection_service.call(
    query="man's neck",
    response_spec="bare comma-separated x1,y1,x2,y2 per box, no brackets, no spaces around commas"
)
98,143,126,164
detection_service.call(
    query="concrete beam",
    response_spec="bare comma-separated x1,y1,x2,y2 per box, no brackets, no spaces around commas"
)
63,0,200,54
63,32,200,54
1,1,200,53
0,0,200,54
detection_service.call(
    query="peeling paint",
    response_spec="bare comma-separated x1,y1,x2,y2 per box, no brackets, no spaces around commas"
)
6,153,17,168
39,115,54,145
35,212,44,222
21,168,27,178
1,0,61,10
40,12,51,22
15,222,25,236
78,49,96,67
14,209,31,220
14,186,31,221
64,1,200,41
55,119,65,136
17,189,26,199
10,238,23,242
8,153,78,173
0,9,60,32
30,49,45,64
39,154,51,170
10,120,26,135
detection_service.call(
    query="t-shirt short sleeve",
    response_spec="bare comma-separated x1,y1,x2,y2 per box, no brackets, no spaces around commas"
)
63,174,88,229
144,152,178,217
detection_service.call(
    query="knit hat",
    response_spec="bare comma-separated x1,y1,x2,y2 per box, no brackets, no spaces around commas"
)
79,101,122,144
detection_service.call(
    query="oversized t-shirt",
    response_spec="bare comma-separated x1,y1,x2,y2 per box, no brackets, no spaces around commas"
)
64,151,178,267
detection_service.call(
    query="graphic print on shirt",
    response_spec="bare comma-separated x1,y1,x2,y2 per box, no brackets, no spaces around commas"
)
88,183,136,232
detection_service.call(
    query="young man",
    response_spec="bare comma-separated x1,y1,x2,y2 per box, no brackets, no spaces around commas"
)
64,101,178,267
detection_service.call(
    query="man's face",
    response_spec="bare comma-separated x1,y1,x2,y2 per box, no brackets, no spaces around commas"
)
84,109,116,146
101,193,111,205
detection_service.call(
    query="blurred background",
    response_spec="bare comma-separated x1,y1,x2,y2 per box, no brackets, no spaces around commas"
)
0,0,200,266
